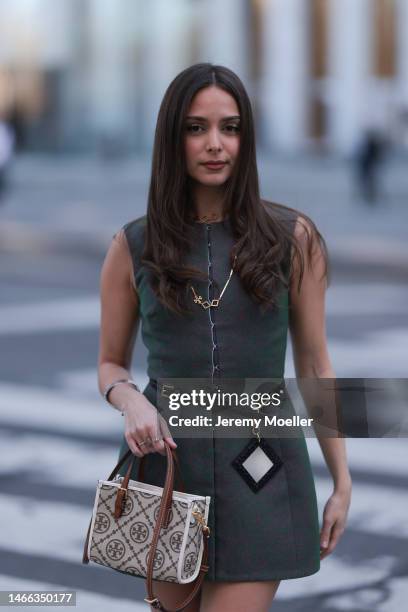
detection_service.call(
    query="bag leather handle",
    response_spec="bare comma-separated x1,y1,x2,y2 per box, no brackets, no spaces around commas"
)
139,448,186,492
113,448,185,521
82,442,210,611
144,441,210,611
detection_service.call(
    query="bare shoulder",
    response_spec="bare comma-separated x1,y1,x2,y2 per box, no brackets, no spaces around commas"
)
102,227,138,300
290,212,329,289
109,226,132,262
293,214,316,246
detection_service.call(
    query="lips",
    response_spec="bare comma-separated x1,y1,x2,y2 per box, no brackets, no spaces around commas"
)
203,162,227,169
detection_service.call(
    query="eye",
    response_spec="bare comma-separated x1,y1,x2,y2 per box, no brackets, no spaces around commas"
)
186,124,204,133
225,124,240,133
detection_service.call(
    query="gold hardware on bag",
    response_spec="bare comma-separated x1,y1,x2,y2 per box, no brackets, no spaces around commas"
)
192,508,210,537
144,596,162,607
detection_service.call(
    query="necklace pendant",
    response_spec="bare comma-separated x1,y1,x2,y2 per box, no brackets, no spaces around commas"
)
199,298,219,309
194,295,212,309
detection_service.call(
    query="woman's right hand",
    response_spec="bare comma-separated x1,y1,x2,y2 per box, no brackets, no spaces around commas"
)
122,394,177,457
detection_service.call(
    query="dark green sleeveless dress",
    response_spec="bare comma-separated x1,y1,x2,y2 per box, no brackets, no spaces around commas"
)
116,208,321,582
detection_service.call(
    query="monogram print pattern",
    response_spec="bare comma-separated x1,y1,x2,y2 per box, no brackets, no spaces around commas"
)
88,481,210,583
94,512,110,533
106,538,126,561
130,521,150,544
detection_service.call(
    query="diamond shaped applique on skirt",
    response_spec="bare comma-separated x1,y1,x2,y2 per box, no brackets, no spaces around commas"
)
231,437,283,493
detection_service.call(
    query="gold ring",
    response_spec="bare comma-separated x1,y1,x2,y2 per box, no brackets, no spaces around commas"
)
139,438,151,447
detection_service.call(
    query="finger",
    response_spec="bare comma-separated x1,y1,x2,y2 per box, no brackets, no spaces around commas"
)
150,414,166,455
125,432,143,458
320,519,333,550
326,525,344,555
158,415,177,447
163,436,177,449
320,525,343,559
133,430,153,456
148,427,165,455
137,438,152,456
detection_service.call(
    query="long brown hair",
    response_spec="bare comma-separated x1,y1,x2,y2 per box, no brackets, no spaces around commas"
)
140,63,330,316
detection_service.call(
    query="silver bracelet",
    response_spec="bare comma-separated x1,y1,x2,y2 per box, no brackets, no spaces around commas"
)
103,379,141,416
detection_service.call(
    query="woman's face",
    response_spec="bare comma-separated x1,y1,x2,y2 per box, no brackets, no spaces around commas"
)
184,85,240,187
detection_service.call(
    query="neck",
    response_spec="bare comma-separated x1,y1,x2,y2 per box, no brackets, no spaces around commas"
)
190,182,226,221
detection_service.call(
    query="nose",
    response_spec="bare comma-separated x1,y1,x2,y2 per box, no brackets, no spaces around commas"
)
206,127,222,151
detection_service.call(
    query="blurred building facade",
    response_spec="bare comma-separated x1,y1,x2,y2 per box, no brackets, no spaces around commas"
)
0,0,407,155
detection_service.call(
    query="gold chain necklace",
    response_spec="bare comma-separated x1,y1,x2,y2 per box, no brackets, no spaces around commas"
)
194,212,225,223
190,255,237,309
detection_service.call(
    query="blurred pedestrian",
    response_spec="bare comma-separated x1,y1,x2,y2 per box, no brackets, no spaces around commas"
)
354,128,387,204
0,118,15,204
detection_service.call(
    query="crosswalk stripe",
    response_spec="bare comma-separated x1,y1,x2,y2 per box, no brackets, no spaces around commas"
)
285,330,408,377
0,383,124,436
0,297,100,334
0,470,406,569
276,553,397,601
1,382,406,479
325,283,408,316
306,438,408,477
0,433,120,487
1,430,407,494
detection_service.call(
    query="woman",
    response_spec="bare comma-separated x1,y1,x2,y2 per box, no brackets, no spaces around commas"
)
98,64,352,612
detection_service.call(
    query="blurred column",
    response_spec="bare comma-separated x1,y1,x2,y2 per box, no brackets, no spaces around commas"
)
141,0,194,150
87,0,135,149
327,0,373,154
396,0,408,106
197,0,249,81
259,0,310,153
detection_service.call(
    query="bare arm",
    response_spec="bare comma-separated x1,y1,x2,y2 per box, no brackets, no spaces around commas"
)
98,228,140,407
98,228,177,456
289,216,351,558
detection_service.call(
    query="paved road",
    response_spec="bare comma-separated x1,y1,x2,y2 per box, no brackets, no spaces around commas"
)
0,154,407,610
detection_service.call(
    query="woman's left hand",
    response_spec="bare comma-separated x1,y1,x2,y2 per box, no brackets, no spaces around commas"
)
320,481,352,560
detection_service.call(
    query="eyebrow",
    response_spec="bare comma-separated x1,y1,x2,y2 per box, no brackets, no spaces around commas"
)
185,115,240,121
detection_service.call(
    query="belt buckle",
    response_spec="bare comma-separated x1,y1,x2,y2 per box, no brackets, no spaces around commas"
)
161,383,174,398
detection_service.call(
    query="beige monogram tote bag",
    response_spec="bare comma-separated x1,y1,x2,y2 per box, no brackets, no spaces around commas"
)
82,441,211,610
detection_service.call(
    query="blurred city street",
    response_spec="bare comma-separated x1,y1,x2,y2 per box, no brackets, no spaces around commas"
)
0,153,407,611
